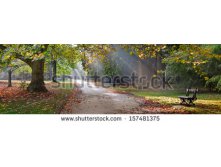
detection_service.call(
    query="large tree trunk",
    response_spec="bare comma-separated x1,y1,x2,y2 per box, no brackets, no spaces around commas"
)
8,69,12,87
27,60,48,92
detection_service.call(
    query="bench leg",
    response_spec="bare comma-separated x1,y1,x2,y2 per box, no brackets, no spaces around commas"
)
180,98,186,105
188,99,195,106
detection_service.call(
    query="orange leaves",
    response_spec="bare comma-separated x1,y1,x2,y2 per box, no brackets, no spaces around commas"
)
0,83,54,103
140,99,188,114
60,88,82,113
0,85,21,101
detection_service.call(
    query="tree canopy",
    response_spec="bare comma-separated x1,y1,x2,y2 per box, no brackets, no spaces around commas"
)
1,44,221,92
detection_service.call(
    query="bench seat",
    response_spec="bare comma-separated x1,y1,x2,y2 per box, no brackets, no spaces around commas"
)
178,96,194,99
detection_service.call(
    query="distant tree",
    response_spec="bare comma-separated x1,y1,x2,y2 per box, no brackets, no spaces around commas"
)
0,53,27,87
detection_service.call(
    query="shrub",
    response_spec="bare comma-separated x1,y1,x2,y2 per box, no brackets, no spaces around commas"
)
205,75,221,91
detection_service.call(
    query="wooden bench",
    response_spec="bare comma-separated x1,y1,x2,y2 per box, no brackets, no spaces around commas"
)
178,88,198,105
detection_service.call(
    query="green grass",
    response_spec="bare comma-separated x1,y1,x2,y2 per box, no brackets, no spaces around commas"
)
113,87,221,114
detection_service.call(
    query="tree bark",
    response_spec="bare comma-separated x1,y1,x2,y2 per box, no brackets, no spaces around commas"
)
27,60,48,92
8,69,12,87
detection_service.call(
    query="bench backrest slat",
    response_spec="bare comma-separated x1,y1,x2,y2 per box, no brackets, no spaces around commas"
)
186,88,198,99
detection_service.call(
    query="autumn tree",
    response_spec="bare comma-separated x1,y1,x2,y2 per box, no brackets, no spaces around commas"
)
0,44,113,92
0,45,81,92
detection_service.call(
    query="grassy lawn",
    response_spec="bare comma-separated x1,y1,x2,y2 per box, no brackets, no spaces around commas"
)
113,87,221,114
0,81,74,114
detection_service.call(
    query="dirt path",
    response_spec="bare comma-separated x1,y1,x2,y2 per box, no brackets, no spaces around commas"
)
72,80,143,114
68,80,188,114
